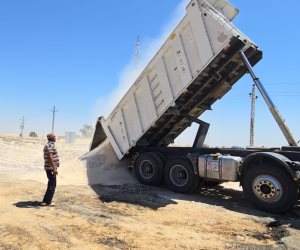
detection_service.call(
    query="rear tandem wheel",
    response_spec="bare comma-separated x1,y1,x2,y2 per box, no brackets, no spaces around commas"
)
164,158,200,193
133,152,164,186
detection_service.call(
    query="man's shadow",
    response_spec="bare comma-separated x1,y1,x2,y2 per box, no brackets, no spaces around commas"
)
13,201,41,208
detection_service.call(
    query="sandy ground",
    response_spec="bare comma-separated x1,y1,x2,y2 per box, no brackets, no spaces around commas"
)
0,135,300,250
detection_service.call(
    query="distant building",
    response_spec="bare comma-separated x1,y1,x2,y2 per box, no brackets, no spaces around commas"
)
65,132,76,144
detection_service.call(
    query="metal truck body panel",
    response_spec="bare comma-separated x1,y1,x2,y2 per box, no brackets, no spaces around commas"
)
94,0,262,159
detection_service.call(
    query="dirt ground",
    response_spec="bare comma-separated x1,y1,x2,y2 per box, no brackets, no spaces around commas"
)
0,135,300,250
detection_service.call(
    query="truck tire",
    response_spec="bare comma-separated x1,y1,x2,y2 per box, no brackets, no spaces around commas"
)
165,158,199,193
242,164,298,213
134,152,164,186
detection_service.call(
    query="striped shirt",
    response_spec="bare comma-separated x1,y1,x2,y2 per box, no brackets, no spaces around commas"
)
44,141,59,170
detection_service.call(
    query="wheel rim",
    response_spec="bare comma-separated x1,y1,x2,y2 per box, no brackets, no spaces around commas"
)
252,175,283,203
169,165,189,187
139,160,154,179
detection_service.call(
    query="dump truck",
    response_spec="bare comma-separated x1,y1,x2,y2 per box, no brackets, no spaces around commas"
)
91,0,300,213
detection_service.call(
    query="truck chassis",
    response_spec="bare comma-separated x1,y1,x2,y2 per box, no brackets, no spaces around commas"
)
131,146,300,213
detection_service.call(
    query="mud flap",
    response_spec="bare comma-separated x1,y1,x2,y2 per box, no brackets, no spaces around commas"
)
90,117,107,151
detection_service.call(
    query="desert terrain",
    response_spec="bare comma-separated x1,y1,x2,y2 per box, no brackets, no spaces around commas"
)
0,135,299,250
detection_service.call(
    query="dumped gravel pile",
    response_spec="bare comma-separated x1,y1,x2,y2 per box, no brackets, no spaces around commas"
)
81,139,138,185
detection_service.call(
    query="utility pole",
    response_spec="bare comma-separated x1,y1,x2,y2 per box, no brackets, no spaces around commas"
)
20,116,25,137
50,106,58,133
134,36,141,66
249,84,257,147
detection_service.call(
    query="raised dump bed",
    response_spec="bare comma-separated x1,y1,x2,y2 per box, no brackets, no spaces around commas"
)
91,0,262,159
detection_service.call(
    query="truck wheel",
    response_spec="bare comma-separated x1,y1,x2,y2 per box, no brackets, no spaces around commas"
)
134,152,164,186
165,158,199,193
242,164,298,213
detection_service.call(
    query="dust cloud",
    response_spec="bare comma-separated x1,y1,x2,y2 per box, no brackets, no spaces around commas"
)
92,0,189,120
81,139,138,185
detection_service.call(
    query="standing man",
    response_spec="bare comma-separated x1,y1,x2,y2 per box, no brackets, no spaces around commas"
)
41,133,59,206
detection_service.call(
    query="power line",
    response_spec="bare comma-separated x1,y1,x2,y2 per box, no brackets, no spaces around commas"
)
267,82,300,85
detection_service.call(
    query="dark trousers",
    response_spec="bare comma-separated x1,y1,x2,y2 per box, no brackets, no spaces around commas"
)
43,170,57,204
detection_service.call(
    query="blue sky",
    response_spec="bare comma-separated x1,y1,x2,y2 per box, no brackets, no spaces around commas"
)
0,0,299,147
